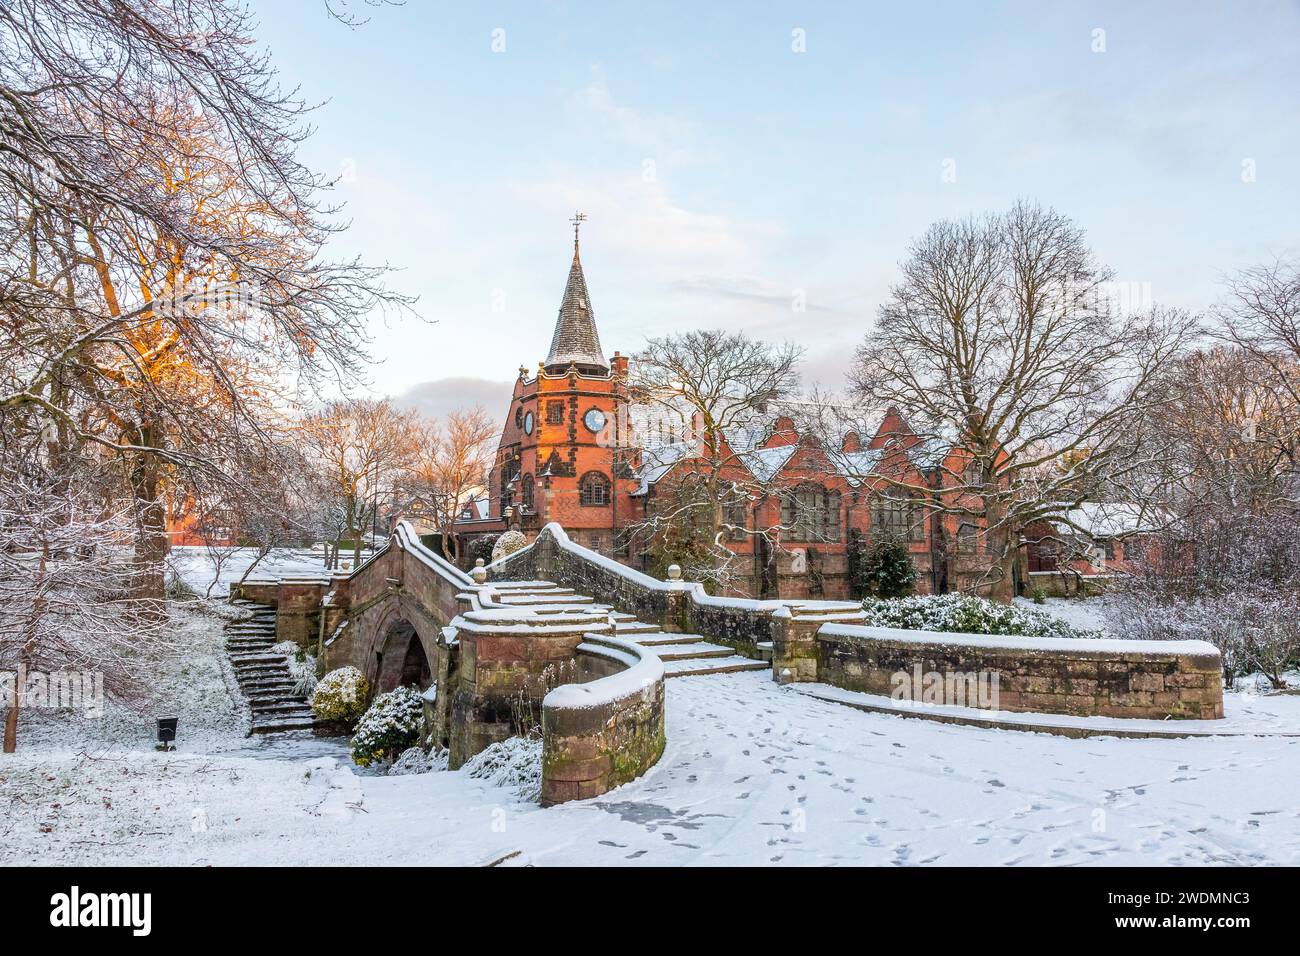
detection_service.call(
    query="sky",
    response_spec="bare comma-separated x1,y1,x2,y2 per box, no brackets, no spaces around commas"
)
249,0,1300,419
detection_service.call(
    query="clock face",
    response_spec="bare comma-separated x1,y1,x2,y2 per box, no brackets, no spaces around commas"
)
523,411,534,435
583,408,607,433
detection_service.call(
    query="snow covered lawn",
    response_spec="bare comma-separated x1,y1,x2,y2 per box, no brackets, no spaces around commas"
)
5,670,1298,866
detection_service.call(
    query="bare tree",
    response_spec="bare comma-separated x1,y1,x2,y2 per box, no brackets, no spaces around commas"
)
0,440,170,752
1219,259,1300,491
848,201,1195,600
0,1,414,602
627,330,803,589
301,399,419,566
399,407,496,563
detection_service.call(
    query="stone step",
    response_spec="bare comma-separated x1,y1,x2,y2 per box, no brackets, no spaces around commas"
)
237,668,293,682
638,641,734,661
230,653,289,666
489,580,558,590
492,586,576,598
244,682,297,695
663,656,769,678
249,715,316,734
634,632,708,647
614,621,662,635
497,593,595,606
250,699,312,714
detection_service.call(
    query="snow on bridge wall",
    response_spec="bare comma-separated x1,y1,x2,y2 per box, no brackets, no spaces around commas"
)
232,522,669,804
772,609,1224,720
485,522,860,656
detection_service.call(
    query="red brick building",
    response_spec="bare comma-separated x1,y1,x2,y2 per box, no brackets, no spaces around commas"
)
457,225,1159,600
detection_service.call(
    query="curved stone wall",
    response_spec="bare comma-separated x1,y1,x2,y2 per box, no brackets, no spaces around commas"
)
541,633,666,806
815,622,1224,720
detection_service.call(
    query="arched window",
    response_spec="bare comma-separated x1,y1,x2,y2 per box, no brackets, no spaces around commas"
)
957,522,978,554
499,466,514,511
781,483,841,542
579,471,610,507
873,491,923,541
521,474,535,511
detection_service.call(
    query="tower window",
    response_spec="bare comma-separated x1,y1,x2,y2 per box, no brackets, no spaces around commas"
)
579,471,611,507
546,400,565,424
521,474,535,511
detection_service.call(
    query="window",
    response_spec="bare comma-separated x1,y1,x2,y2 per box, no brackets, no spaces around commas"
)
500,466,514,511
781,483,841,542
579,471,610,507
873,492,922,541
546,400,565,425
1102,539,1116,562
521,474,535,511
723,499,750,541
957,522,978,554
514,407,523,429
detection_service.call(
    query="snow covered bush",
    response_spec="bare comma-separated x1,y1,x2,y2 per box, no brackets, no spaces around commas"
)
491,529,528,562
388,745,449,776
273,641,319,696
310,666,369,723
862,592,1101,639
1107,516,1300,687
463,734,542,802
350,686,425,767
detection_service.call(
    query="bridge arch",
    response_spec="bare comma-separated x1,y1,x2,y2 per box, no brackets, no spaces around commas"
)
373,615,434,694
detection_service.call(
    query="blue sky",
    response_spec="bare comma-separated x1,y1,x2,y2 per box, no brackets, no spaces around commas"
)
251,0,1300,417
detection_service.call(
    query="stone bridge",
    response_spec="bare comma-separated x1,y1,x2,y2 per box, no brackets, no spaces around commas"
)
233,520,1225,805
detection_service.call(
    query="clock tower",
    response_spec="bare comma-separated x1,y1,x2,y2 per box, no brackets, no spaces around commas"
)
478,215,634,556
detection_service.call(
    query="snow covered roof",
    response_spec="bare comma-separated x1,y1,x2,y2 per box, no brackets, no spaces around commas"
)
903,437,951,470
740,444,798,484
630,440,696,495
828,448,884,486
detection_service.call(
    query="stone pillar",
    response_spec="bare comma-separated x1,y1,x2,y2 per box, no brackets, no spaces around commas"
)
769,607,823,683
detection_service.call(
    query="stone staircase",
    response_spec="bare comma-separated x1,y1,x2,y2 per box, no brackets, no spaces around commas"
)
227,600,317,734
492,581,770,678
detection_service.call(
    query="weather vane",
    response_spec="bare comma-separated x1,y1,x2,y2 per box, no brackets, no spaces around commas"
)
570,210,587,248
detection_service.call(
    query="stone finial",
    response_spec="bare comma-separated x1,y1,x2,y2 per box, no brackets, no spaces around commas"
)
471,558,487,585
666,564,682,581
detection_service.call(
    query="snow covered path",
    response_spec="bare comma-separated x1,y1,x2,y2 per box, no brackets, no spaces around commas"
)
4,671,1297,866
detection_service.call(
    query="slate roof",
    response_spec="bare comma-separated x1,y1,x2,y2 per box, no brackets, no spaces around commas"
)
545,245,608,373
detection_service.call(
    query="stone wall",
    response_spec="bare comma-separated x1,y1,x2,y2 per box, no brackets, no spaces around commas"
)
540,634,666,806
447,609,606,768
814,623,1224,720
488,522,861,656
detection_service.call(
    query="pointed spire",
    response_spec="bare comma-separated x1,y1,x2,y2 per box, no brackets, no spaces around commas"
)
544,212,608,374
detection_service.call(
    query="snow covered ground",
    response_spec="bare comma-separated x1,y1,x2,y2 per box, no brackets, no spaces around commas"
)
4,568,1297,867
4,662,1299,866
168,545,373,599
1012,594,1113,635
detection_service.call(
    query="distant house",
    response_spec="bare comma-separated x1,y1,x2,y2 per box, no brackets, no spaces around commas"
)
1023,503,1166,594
